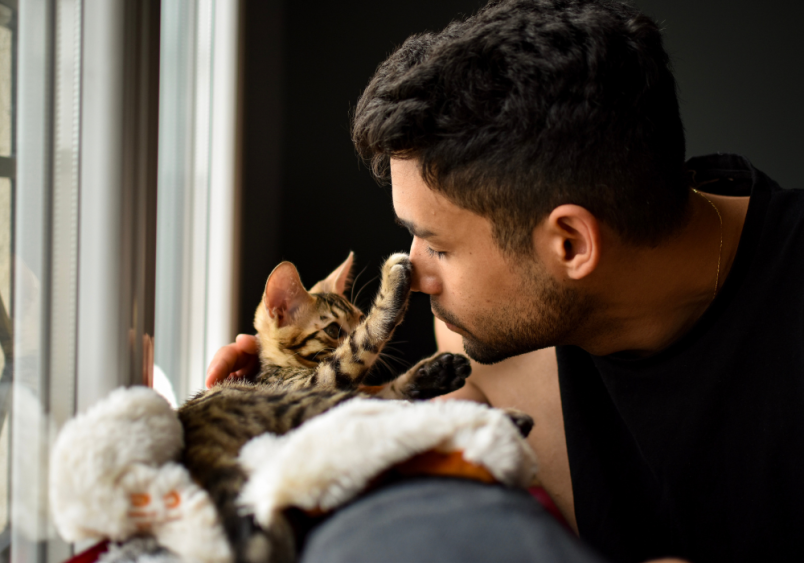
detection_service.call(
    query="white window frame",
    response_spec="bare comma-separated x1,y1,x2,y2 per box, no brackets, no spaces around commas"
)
155,0,240,404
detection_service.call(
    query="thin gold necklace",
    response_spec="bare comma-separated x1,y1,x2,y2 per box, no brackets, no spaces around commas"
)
692,188,723,300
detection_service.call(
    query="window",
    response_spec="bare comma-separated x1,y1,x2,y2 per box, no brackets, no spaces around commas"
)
0,1,14,559
5,1,239,560
154,0,240,404
11,0,160,560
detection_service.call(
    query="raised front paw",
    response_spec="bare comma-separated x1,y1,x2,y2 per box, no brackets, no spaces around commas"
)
375,253,412,325
405,353,471,400
382,252,411,303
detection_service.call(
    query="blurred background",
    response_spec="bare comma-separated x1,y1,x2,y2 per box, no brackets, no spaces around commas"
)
0,0,802,559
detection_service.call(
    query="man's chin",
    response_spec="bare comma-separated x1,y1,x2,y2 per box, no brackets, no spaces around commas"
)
462,336,524,365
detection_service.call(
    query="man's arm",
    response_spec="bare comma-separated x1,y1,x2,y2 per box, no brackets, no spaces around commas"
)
433,318,577,531
434,322,693,563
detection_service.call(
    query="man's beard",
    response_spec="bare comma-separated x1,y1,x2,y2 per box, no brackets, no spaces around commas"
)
432,262,590,365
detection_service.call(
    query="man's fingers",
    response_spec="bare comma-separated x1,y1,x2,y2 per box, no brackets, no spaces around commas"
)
206,343,240,388
206,334,260,388
207,343,239,376
231,354,259,380
235,333,260,354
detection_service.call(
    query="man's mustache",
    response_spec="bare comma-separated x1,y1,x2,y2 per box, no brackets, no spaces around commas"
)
431,298,472,337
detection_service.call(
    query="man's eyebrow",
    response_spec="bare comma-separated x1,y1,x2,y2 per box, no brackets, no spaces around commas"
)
395,217,436,239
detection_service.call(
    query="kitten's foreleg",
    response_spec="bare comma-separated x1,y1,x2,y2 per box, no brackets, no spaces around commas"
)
372,352,472,400
315,253,411,391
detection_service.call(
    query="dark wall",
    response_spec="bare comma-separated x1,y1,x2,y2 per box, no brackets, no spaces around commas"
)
635,0,804,189
239,0,804,377
239,0,485,380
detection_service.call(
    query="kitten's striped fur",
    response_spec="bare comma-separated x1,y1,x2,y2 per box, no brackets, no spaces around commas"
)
178,253,471,563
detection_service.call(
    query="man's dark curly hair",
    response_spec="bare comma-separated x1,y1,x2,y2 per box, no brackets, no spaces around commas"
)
352,0,687,254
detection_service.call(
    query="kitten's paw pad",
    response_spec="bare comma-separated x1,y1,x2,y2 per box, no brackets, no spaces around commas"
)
407,353,471,400
380,253,412,316
383,253,412,289
501,407,534,438
384,252,411,272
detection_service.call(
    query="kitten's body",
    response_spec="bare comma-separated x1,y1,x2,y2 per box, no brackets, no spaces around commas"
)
178,253,472,563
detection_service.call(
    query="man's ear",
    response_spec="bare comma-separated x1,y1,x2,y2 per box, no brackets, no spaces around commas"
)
263,262,314,327
310,251,354,295
535,205,601,280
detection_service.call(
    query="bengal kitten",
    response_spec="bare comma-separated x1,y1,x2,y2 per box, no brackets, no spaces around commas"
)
178,253,473,563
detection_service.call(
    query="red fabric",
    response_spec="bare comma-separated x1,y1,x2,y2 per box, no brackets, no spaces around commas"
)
63,540,109,563
61,489,568,563
529,486,572,531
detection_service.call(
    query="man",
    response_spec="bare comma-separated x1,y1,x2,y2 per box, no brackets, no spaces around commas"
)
208,1,804,561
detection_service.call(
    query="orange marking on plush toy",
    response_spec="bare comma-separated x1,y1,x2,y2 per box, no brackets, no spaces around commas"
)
302,450,497,517
394,450,496,483
130,493,151,507
164,490,181,509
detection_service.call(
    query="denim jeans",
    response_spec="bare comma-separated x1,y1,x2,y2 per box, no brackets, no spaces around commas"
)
300,477,608,563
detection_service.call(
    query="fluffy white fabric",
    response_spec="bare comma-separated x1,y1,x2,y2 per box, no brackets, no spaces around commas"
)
50,387,184,542
50,387,232,563
51,389,535,563
118,463,231,563
238,398,538,529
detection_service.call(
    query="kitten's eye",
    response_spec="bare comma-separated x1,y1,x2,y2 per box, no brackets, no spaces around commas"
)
323,322,342,340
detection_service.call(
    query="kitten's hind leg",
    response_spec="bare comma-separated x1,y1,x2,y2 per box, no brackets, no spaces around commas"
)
373,352,472,400
316,253,412,391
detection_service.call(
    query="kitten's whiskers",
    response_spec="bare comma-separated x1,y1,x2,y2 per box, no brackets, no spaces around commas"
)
353,274,380,307
350,265,370,302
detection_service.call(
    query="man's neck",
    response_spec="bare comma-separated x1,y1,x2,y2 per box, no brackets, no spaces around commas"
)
575,191,750,358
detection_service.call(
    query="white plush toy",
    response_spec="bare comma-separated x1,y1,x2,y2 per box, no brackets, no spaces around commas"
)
49,387,231,563
50,386,537,563
238,398,538,529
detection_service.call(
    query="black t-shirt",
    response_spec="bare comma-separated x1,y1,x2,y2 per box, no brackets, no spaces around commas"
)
557,154,804,563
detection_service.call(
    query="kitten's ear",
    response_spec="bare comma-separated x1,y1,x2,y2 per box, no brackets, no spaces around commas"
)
310,251,354,296
263,262,314,327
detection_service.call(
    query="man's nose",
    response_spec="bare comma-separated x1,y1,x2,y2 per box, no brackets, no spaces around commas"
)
409,239,441,295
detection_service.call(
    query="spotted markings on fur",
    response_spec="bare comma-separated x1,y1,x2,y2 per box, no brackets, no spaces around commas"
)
176,253,474,563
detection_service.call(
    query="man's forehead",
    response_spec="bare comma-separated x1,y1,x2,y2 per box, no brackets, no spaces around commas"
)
390,159,444,233
390,159,453,213
389,157,421,182
390,157,489,240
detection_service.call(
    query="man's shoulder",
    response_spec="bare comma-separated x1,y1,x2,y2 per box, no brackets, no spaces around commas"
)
766,184,804,231
752,182,804,276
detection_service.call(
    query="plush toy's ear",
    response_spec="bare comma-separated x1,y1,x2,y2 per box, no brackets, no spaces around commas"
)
263,262,314,327
310,252,354,296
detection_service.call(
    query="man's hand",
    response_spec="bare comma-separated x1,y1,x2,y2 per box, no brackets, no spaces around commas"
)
205,334,260,388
